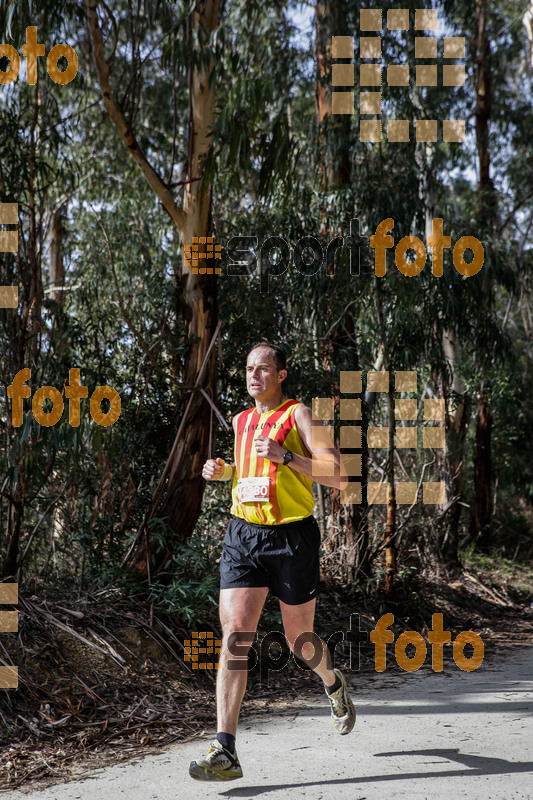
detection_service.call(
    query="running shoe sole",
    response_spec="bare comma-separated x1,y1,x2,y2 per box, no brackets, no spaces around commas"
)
188,761,243,781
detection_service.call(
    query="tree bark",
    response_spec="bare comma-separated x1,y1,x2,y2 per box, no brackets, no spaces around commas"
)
321,333,368,586
156,1,220,564
314,0,351,193
314,0,367,586
49,204,65,307
416,133,465,573
3,501,23,580
472,392,493,546
2,85,43,580
441,330,468,569
471,0,496,543
524,1,533,69
374,283,396,598
86,0,220,577
473,0,495,220
384,370,397,599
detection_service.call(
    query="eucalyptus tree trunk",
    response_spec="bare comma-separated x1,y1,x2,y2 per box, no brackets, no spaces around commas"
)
384,371,397,599
524,1,533,68
314,0,351,193
471,0,496,545
374,282,397,598
156,2,219,567
49,205,65,307
314,0,368,585
87,0,220,577
2,85,44,580
421,149,466,572
440,331,469,570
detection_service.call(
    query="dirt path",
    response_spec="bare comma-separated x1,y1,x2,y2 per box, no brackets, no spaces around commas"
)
7,643,532,800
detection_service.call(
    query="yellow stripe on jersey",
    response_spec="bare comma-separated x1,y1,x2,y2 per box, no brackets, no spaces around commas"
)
230,399,315,525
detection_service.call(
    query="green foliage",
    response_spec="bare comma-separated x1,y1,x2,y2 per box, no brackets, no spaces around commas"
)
0,0,532,608
0,724,15,743
460,545,533,600
147,531,223,629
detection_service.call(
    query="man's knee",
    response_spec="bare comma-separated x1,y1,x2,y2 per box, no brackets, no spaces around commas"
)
221,621,257,659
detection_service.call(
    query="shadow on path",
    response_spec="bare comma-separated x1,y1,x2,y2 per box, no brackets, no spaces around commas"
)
218,748,533,797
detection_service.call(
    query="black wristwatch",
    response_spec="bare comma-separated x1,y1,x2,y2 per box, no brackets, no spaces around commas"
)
282,450,293,466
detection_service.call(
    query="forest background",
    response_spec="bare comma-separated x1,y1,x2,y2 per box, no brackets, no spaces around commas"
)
0,0,533,788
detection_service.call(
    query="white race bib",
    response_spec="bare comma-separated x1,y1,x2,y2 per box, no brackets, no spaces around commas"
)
237,477,270,503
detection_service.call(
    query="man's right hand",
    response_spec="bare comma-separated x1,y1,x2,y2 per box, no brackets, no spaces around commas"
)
202,457,226,481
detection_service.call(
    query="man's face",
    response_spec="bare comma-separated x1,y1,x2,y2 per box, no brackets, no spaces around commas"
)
246,347,286,400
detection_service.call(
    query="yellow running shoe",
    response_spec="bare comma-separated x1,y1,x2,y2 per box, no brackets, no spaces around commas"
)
325,668,356,734
189,739,243,781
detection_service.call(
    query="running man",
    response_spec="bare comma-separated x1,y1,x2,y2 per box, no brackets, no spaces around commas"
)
189,341,355,782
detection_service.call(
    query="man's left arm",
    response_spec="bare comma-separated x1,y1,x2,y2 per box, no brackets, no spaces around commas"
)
253,404,347,490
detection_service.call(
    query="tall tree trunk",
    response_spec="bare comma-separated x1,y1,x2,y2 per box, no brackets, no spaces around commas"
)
384,372,396,600
474,0,495,216
375,282,396,598
314,0,329,195
314,0,368,585
49,204,65,307
322,326,368,586
473,392,492,545
471,0,496,544
87,0,220,577
156,2,219,565
524,1,533,69
440,331,469,570
314,0,351,193
416,134,465,573
3,501,23,580
2,85,43,580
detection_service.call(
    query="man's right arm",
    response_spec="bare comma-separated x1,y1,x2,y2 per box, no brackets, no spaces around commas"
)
201,414,239,481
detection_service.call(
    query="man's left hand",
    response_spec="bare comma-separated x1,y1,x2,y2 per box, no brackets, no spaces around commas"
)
254,435,286,463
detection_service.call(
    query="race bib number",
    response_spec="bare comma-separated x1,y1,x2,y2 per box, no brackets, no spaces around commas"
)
237,477,270,503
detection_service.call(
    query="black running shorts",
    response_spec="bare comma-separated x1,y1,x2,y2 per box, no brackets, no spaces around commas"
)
219,514,321,605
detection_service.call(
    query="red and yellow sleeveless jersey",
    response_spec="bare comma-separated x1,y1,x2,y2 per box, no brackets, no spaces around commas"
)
230,399,315,525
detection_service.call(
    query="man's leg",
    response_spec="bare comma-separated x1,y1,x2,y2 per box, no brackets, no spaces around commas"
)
278,596,335,683
279,596,356,735
189,587,269,781
217,586,269,735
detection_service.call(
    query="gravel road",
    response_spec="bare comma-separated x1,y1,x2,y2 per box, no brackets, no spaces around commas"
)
8,644,533,800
